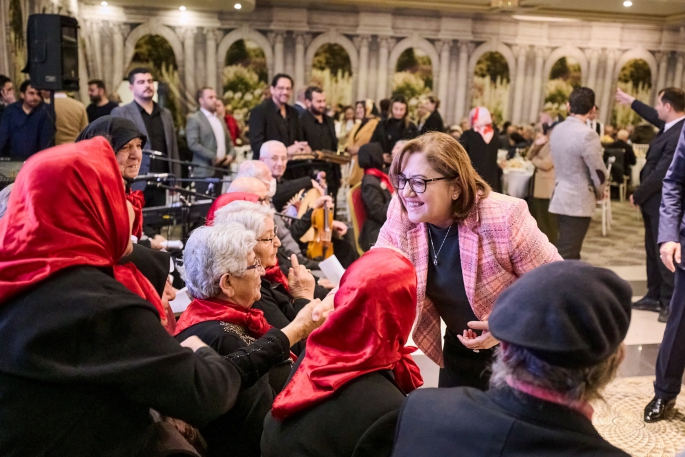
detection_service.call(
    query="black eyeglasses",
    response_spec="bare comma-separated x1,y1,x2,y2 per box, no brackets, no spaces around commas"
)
256,226,279,244
245,257,263,271
391,174,454,194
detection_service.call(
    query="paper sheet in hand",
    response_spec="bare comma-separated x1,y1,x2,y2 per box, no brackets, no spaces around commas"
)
318,255,345,287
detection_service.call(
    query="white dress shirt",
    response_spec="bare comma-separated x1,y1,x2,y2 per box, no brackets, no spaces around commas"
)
664,115,685,133
201,107,226,160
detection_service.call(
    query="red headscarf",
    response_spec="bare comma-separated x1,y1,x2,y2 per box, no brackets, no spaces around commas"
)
174,296,272,337
271,248,423,420
126,190,145,239
469,106,495,144
0,137,170,328
364,169,394,194
205,192,259,226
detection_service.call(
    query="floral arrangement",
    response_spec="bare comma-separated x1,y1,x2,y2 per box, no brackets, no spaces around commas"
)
471,75,509,126
391,71,431,119
222,65,267,124
310,68,353,108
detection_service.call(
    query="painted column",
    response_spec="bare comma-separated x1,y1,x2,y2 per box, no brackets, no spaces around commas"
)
511,45,529,124
376,37,394,102
445,45,459,125
268,32,285,75
102,22,114,96
656,52,669,92
453,40,470,124
112,23,126,92
355,35,370,100
204,28,218,91
585,48,600,91
437,40,452,110
294,32,309,90
599,49,618,124
674,53,684,90
182,27,197,111
528,46,548,123
91,20,103,79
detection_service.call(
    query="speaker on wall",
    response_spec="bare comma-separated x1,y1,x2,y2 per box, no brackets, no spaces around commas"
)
23,14,79,91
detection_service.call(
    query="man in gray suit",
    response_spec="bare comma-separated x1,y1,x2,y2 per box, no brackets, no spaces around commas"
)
111,67,181,207
549,87,607,259
185,87,235,196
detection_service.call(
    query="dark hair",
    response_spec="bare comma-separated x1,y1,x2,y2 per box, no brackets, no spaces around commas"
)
128,67,153,84
0,75,10,89
19,80,32,93
304,86,323,101
658,87,685,113
196,86,213,103
568,87,595,116
271,73,293,88
379,98,391,113
391,95,409,118
427,95,440,110
88,79,106,90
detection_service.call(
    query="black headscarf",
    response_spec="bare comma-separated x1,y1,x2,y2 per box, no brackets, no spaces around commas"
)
119,244,171,298
76,115,147,153
358,142,385,171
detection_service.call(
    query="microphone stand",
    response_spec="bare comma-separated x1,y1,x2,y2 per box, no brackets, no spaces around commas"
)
143,150,235,175
150,182,216,239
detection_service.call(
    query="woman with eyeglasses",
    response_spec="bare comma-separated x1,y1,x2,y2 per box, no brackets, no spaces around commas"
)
174,221,333,457
214,200,320,357
376,132,561,389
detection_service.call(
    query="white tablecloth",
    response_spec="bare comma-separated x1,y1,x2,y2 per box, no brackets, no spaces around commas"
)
632,157,646,187
502,169,534,199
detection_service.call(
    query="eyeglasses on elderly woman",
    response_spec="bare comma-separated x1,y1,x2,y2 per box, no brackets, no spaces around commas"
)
256,226,278,244
391,174,455,194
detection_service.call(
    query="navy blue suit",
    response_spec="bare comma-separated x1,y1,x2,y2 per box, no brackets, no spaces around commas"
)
656,121,685,400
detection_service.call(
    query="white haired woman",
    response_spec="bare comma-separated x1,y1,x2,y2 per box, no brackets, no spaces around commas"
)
174,221,330,457
214,200,319,357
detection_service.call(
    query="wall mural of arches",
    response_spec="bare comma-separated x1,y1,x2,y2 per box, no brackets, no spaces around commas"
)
612,58,652,127
223,39,268,125
471,51,510,125
128,34,182,128
8,0,26,84
392,47,433,118
544,57,581,119
309,43,353,108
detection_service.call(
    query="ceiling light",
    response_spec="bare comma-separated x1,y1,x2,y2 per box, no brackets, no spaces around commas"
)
623,0,632,6
100,1,107,5
234,3,242,9
179,5,186,10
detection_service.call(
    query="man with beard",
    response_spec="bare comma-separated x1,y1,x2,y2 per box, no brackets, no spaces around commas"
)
296,86,341,204
0,80,53,158
111,67,181,207
0,75,16,124
86,80,119,122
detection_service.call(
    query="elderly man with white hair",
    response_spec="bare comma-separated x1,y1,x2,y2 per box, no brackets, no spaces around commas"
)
213,200,325,355
174,221,331,457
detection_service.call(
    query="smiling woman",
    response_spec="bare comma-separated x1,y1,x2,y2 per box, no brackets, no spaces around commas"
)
376,131,562,389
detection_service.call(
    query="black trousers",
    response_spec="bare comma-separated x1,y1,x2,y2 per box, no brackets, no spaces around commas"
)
438,330,495,390
555,215,591,260
655,265,685,400
642,197,675,308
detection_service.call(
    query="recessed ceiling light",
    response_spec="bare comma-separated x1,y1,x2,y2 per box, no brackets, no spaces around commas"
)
234,3,242,9
100,1,107,5
179,5,186,10
623,0,632,6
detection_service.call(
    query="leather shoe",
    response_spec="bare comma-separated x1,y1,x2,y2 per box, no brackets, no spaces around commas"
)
632,297,662,312
658,307,670,323
644,396,676,422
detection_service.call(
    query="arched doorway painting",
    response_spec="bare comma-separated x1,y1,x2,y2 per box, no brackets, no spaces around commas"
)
612,59,652,127
222,39,268,125
471,51,510,125
544,57,582,119
310,43,353,108
392,47,433,119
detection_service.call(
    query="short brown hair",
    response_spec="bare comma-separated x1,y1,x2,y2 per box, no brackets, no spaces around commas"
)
658,87,685,113
390,132,490,221
196,86,213,103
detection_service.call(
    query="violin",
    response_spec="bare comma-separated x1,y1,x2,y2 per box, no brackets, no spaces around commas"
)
306,180,334,260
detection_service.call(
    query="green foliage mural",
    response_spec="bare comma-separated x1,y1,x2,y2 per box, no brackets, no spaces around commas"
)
223,39,268,125
544,57,582,118
310,44,353,107
474,52,510,84
9,0,25,84
612,59,653,127
392,48,433,119
471,52,510,125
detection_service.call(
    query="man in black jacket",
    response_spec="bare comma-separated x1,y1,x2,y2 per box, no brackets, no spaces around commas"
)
248,73,310,156
616,87,685,322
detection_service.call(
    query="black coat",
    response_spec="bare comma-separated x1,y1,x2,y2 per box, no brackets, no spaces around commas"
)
175,320,292,457
0,266,291,457
631,100,685,207
357,143,392,251
420,110,445,135
249,98,303,154
370,117,418,153
261,365,405,457
392,386,629,457
460,129,502,192
274,176,313,212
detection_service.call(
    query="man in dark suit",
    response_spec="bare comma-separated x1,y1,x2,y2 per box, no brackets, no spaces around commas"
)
616,87,685,322
646,121,685,422
186,86,235,196
248,73,309,156
391,261,631,457
111,67,181,207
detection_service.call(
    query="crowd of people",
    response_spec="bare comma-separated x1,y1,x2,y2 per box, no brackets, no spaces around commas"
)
2,64,685,457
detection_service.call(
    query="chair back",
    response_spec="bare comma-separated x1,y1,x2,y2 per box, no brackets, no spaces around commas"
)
347,183,367,256
603,148,624,183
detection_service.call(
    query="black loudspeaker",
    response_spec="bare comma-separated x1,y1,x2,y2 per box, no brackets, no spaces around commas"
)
23,14,79,91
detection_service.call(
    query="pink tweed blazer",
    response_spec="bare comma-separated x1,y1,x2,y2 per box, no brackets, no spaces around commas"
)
375,192,562,367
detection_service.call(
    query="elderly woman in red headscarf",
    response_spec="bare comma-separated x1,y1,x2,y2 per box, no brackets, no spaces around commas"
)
0,138,325,456
459,106,502,192
261,248,423,457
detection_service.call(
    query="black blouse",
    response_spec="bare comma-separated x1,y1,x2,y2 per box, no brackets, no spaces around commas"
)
460,129,502,192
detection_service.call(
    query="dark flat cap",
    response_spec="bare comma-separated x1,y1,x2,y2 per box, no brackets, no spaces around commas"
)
489,261,632,369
